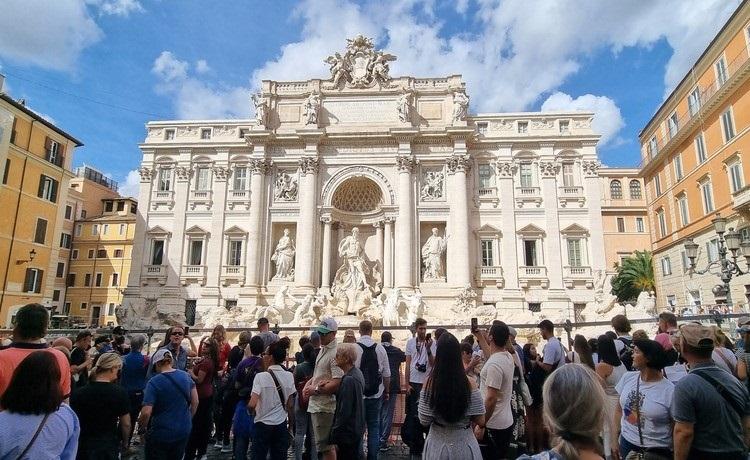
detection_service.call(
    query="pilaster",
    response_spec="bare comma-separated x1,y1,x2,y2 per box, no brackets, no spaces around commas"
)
168,148,193,287
539,142,563,290
206,149,230,286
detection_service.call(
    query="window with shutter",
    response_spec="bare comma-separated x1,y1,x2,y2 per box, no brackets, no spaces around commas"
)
34,218,47,244
66,273,76,287
23,269,34,292
34,270,43,293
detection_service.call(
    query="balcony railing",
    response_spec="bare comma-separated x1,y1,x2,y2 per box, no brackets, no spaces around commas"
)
151,190,175,211
519,266,548,288
188,189,213,210
475,266,504,287
559,186,583,196
142,265,167,285
221,265,246,286
521,266,547,277
478,187,496,197
180,265,207,286
515,186,542,208
517,186,540,196
227,189,251,210
732,186,750,212
564,265,592,277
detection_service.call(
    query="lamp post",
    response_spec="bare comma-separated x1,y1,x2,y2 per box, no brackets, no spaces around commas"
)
684,214,750,310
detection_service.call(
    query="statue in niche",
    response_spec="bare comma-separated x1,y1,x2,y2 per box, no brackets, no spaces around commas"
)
402,290,424,326
251,92,268,128
451,90,469,122
274,172,298,201
333,227,374,314
271,228,295,280
421,228,447,281
303,92,320,126
396,91,412,123
420,171,444,200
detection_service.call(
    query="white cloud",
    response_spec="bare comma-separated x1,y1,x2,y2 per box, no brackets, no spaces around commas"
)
541,92,625,147
0,0,103,71
119,169,140,198
85,0,144,17
152,51,189,82
195,59,211,74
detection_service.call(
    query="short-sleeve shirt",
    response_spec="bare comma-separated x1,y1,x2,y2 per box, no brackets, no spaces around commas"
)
251,365,296,425
479,350,515,430
0,343,71,398
70,381,130,445
616,372,674,449
354,336,391,399
308,339,344,414
0,403,80,460
405,337,437,385
70,346,90,388
672,362,750,454
541,337,565,371
193,358,215,399
143,369,195,442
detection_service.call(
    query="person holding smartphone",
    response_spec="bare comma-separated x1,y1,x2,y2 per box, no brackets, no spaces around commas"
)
403,318,436,458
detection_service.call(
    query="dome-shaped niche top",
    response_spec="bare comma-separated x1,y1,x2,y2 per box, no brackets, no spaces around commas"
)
331,177,383,213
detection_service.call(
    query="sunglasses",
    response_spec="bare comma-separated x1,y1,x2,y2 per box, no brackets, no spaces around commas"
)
171,331,184,336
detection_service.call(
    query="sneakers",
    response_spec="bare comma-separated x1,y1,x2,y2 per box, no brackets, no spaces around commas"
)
213,440,224,449
220,443,232,453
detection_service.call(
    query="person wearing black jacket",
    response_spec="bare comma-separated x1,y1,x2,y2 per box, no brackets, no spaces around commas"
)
380,331,405,452
330,343,366,458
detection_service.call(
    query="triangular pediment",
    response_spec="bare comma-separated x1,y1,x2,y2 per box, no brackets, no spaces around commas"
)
224,225,247,236
185,225,209,235
561,223,589,236
517,223,545,236
475,224,502,237
146,225,171,236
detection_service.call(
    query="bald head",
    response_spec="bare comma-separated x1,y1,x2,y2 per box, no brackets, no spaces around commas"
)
52,337,73,351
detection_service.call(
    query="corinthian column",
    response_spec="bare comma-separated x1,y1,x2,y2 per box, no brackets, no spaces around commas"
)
447,155,472,287
395,155,416,289
246,158,270,288
295,156,319,290
320,217,332,290
383,218,393,288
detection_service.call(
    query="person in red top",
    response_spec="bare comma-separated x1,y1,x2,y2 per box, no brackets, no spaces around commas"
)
0,303,71,398
200,325,231,370
185,338,219,460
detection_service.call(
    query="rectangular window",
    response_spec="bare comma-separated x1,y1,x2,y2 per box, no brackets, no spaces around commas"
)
667,295,677,307
228,240,243,266
518,121,528,134
116,201,125,212
688,87,701,115
225,300,237,310
478,164,493,189
52,289,60,302
87,249,94,259
130,204,137,214
668,112,679,138
65,205,72,220
681,250,690,272
92,224,99,236
678,195,690,227
233,167,247,190
519,163,533,187
185,299,197,326
523,239,538,266
37,175,58,202
477,122,488,135
657,210,667,237
480,240,494,267
81,302,87,310
661,257,672,276
102,224,108,235
165,129,175,140
63,302,71,315
200,128,212,139
151,240,165,265
673,154,683,181
97,249,107,258
114,249,123,258
71,249,79,259
66,273,75,287
701,180,714,214
189,240,203,265
636,217,645,233
695,133,707,163
104,201,113,212
654,174,662,196
716,57,728,85
23,268,43,293
721,108,736,142
119,224,126,235
81,210,87,218
75,224,82,237
56,262,65,278
34,218,47,244
84,273,91,287
528,302,541,313
562,163,575,186
196,167,210,190
729,162,744,193
617,217,625,233
158,168,172,191
567,239,582,267
111,273,119,286
559,120,570,133
707,238,720,262
648,136,658,157
46,139,61,166
108,303,115,316
2,159,9,184
95,273,103,287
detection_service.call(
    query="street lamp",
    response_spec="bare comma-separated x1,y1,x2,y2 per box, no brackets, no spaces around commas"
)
684,213,750,309
15,248,36,265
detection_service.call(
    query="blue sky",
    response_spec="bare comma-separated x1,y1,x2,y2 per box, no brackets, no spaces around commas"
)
0,0,741,196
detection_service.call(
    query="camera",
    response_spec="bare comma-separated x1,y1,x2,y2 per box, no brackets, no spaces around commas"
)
415,362,427,373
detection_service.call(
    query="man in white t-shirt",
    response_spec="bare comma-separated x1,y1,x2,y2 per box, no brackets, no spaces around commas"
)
403,317,435,457
476,321,515,459
538,320,566,373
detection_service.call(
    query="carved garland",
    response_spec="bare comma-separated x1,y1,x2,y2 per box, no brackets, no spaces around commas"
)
495,161,516,177
212,166,230,181
174,166,193,181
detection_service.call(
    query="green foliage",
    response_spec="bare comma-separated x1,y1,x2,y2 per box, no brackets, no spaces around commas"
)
610,250,655,303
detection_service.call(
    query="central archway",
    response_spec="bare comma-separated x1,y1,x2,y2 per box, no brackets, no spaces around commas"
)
331,176,383,213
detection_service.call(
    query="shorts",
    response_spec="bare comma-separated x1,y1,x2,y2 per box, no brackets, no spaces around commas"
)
311,411,335,453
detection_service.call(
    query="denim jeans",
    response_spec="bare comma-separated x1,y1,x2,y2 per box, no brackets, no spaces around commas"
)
251,421,290,460
294,399,317,460
144,436,189,460
362,397,382,460
234,434,250,460
379,390,398,448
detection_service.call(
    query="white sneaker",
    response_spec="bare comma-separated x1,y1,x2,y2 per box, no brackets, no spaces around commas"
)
213,440,223,448
221,443,232,453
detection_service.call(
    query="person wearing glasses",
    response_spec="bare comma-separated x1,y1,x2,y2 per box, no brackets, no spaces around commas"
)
147,326,197,379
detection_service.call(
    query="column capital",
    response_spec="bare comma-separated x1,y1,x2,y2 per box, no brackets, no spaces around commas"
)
249,158,272,175
396,155,418,173
495,161,516,177
212,165,231,181
174,165,193,181
384,216,396,224
446,154,471,174
138,166,154,183
320,216,332,224
298,156,320,175
372,221,383,229
539,161,560,178
582,160,601,177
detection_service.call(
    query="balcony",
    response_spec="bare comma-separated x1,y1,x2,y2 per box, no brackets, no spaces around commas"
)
732,186,750,213
519,266,548,289
180,265,207,286
226,189,251,211
515,186,542,208
221,265,246,286
476,187,499,207
563,265,594,288
558,186,585,208
474,266,504,288
142,265,167,285
189,189,213,210
151,190,175,211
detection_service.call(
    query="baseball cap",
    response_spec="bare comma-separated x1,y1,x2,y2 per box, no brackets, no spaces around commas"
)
677,323,715,350
152,348,173,365
94,335,111,346
508,326,517,337
316,317,338,335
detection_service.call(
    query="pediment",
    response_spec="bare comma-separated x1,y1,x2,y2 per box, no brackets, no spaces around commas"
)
146,225,171,236
561,223,589,236
185,225,210,236
224,225,247,236
517,223,545,236
475,224,502,237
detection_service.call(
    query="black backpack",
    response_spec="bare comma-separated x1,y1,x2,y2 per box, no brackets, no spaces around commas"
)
618,337,634,371
358,343,381,397
237,356,262,399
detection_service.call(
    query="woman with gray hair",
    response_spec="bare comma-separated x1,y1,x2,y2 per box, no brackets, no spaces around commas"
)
121,334,149,448
518,364,607,460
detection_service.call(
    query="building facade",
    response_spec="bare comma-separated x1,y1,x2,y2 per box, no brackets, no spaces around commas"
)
122,37,611,328
0,91,83,326
599,168,650,269
640,3,750,313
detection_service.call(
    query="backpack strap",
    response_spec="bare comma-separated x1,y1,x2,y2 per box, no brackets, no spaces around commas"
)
268,369,287,413
15,412,50,460
691,368,744,418
161,371,191,407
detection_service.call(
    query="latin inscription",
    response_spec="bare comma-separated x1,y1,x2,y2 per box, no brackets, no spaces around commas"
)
323,99,397,124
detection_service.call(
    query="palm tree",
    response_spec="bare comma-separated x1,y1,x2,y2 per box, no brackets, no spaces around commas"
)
610,250,655,302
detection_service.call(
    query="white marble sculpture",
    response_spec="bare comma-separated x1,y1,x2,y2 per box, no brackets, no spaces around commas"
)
452,90,469,122
635,290,657,314
256,285,299,324
381,288,401,326
453,285,477,313
421,228,447,281
251,92,268,128
397,91,412,123
402,291,424,326
291,294,319,326
420,171,444,200
324,35,397,88
303,92,320,126
271,229,295,280
333,227,374,314
274,172,298,201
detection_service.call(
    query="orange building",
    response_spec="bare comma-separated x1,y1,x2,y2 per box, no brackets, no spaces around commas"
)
639,3,750,313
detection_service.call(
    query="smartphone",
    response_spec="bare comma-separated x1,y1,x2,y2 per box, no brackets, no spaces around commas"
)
183,326,190,336
426,333,432,341
471,317,478,333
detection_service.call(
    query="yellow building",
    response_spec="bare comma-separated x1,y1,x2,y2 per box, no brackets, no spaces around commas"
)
65,196,137,327
599,168,651,269
639,2,750,312
0,90,83,326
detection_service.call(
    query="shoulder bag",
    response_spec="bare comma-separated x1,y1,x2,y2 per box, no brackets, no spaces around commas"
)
691,368,745,418
624,376,671,460
162,371,191,407
268,369,295,441
15,413,50,460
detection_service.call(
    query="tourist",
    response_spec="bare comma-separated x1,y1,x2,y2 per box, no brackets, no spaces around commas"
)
121,334,149,447
712,326,737,375
296,335,310,364
613,339,674,459
632,329,649,341
112,326,129,355
673,323,750,460
343,329,356,343
474,321,514,458
185,339,219,460
52,336,74,353
735,324,750,384
594,334,626,459
293,343,317,460
402,317,436,457
249,337,296,460
657,311,678,335
310,330,322,356
735,317,750,349
462,341,481,382
567,334,595,369
329,343,366,459
517,364,607,460
352,320,390,460
201,325,231,369
509,326,525,373
0,303,71,398
538,320,566,375
147,326,197,377
434,327,448,342
0,351,80,460
70,352,131,460
216,331,252,452
380,330,406,452
138,349,198,460
611,315,634,370
588,338,599,364
70,331,94,389
257,317,280,349
659,332,688,384
302,317,343,460
522,342,546,454
233,335,265,460
94,335,113,355
415,333,485,459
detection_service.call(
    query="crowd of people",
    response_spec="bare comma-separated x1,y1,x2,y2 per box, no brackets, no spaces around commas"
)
1,303,750,460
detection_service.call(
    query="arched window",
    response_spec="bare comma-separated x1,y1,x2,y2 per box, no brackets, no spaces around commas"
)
610,180,622,199
629,180,642,199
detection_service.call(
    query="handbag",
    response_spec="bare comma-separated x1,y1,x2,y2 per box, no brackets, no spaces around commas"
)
623,376,671,460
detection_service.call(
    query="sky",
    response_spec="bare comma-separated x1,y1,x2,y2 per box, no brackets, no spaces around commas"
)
0,0,742,197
